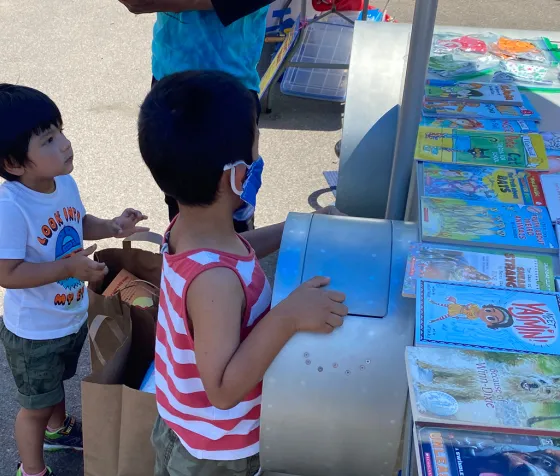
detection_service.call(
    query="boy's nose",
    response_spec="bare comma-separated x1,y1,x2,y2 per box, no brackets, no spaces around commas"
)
61,136,72,151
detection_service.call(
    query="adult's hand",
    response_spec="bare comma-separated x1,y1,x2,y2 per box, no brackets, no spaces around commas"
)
117,0,212,14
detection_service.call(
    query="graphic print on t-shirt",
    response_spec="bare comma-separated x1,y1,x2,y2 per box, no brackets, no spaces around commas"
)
36,206,86,308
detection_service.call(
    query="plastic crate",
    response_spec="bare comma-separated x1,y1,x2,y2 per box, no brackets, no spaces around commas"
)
280,19,354,102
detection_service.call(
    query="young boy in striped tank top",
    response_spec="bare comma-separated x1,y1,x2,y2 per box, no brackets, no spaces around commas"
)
137,71,348,476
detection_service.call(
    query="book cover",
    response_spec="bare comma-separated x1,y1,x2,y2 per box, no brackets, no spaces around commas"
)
541,174,560,223
425,80,524,106
420,197,558,253
416,280,560,355
541,131,560,175
419,116,538,133
419,162,545,205
422,95,541,121
102,269,157,309
406,345,560,434
415,127,549,171
402,242,555,298
416,426,560,475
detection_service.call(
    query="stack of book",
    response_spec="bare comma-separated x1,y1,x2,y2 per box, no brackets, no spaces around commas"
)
405,79,560,475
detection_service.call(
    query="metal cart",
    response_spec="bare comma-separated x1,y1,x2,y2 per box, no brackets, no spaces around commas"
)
259,0,560,474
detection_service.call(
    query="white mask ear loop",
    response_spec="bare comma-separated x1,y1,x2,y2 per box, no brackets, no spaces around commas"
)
226,162,245,196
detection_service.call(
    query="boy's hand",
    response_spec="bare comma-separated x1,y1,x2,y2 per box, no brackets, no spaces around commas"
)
111,209,149,238
66,245,109,282
315,205,346,216
277,276,348,334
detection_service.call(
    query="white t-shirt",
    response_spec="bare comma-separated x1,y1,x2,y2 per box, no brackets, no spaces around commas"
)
0,175,89,340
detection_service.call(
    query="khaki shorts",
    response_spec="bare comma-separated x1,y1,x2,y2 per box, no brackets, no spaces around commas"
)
152,415,261,476
0,320,87,409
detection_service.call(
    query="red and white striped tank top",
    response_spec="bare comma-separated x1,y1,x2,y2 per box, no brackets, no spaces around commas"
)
155,230,272,461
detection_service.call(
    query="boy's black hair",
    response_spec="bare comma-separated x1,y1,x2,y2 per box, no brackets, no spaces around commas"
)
138,71,257,207
0,84,63,181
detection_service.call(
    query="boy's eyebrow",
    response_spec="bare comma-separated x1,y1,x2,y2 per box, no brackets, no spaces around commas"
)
38,128,54,137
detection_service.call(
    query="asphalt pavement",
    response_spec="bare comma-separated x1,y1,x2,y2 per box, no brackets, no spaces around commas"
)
0,0,559,474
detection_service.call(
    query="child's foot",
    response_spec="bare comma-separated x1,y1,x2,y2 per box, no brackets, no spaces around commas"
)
16,465,55,476
43,415,83,451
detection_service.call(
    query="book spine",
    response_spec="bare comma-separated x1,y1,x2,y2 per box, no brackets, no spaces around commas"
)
412,420,560,437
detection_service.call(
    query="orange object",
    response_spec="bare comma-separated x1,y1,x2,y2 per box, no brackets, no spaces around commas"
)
102,269,157,309
497,37,538,54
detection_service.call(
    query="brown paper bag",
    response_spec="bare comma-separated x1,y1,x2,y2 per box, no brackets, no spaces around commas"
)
82,233,162,476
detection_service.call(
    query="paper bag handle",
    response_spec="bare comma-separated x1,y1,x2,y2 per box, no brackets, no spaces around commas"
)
122,231,164,250
88,314,127,367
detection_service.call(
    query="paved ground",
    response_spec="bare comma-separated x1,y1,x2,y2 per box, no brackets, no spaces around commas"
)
0,0,559,474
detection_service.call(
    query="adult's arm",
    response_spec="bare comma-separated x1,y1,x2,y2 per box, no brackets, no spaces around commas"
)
212,0,277,26
119,0,277,24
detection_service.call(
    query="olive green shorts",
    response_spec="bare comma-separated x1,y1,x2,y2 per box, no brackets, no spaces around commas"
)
152,415,261,476
0,320,88,410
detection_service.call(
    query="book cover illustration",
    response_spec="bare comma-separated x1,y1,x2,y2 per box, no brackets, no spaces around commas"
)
415,127,549,171
541,174,560,223
422,95,541,121
417,426,560,475
403,242,555,297
420,116,538,133
420,197,558,253
424,80,523,105
416,280,560,355
542,132,560,156
406,345,560,433
420,162,545,205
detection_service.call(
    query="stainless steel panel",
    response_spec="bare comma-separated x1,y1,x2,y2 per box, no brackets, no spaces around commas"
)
271,213,313,307
336,22,409,219
260,216,418,476
302,215,391,317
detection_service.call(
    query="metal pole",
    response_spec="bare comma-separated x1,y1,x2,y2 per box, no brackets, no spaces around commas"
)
361,0,370,21
385,0,438,220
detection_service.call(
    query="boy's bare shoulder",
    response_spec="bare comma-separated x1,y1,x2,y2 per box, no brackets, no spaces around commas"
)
186,266,245,314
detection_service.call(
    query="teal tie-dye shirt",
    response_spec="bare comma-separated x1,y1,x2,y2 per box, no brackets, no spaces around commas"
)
152,8,268,92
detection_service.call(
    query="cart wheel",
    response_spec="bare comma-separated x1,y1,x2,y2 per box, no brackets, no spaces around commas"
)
334,140,341,158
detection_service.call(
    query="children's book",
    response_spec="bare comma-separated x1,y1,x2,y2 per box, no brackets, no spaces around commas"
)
418,162,545,205
424,80,524,106
541,174,560,223
420,116,538,133
416,426,560,475
541,132,560,175
402,242,555,297
422,94,541,121
420,197,558,253
415,127,549,171
406,345,560,434
416,280,560,356
542,131,560,156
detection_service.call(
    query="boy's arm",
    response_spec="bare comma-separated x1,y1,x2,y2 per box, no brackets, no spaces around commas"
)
241,223,284,260
83,209,148,241
188,269,347,410
0,246,107,289
241,206,344,259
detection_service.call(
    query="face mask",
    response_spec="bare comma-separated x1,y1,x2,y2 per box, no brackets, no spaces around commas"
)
223,157,264,222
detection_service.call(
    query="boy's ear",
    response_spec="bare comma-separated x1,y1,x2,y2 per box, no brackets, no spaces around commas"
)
2,156,25,177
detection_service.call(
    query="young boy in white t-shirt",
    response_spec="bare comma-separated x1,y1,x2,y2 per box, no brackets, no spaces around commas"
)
0,84,149,476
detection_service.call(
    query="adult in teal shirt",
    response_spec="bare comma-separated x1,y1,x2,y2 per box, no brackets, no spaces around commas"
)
118,0,270,228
